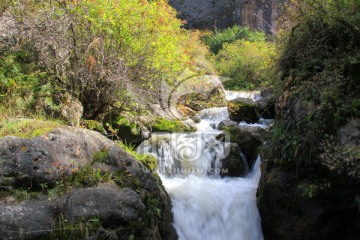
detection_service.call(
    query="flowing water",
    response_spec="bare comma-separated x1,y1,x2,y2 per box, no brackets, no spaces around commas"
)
224,90,262,102
138,107,264,240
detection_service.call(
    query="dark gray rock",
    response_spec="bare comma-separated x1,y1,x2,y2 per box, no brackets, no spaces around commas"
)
227,98,260,123
66,184,145,226
226,125,263,167
0,127,134,188
237,124,269,142
0,199,54,240
0,127,177,240
221,143,248,177
218,120,237,130
277,92,316,124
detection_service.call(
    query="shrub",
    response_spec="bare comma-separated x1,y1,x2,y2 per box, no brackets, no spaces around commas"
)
267,0,360,178
1,0,208,120
202,25,266,54
214,39,276,90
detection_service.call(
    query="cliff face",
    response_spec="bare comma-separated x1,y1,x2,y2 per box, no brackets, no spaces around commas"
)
169,0,285,34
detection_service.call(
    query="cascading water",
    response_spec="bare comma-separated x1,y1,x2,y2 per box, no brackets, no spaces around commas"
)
138,107,264,240
225,90,262,102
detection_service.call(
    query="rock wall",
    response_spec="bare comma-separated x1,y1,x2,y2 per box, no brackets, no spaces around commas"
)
169,0,285,34
257,93,360,239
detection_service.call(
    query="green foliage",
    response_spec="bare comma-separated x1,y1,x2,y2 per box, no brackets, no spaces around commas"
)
118,141,158,172
2,0,209,120
104,113,144,143
203,26,276,90
47,214,102,240
319,135,360,180
214,39,276,90
271,0,360,170
0,52,50,114
298,182,331,199
0,119,62,138
202,25,266,54
137,154,158,172
0,0,13,14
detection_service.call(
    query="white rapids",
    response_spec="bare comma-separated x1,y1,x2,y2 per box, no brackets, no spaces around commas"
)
138,107,264,240
224,90,263,102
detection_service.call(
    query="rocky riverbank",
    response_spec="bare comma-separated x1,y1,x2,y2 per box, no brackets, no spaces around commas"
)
0,125,177,240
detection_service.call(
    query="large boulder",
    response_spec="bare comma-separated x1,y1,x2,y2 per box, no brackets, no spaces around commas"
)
237,124,269,143
220,143,248,177
0,127,177,240
218,120,237,130
227,98,260,123
226,125,263,167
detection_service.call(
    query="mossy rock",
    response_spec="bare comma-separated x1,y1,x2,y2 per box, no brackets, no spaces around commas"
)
227,99,259,123
137,154,158,172
82,120,107,135
150,118,195,133
179,88,226,113
104,113,143,144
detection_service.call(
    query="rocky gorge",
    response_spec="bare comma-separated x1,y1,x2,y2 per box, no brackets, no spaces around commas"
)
1,0,360,239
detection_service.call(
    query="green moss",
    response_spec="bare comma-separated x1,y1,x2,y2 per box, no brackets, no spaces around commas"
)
92,149,110,165
0,119,63,138
151,118,195,133
82,120,107,135
104,114,143,144
67,166,112,189
136,154,158,172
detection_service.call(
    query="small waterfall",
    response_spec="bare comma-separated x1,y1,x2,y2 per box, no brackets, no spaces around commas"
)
225,90,262,102
138,107,264,240
195,107,229,131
